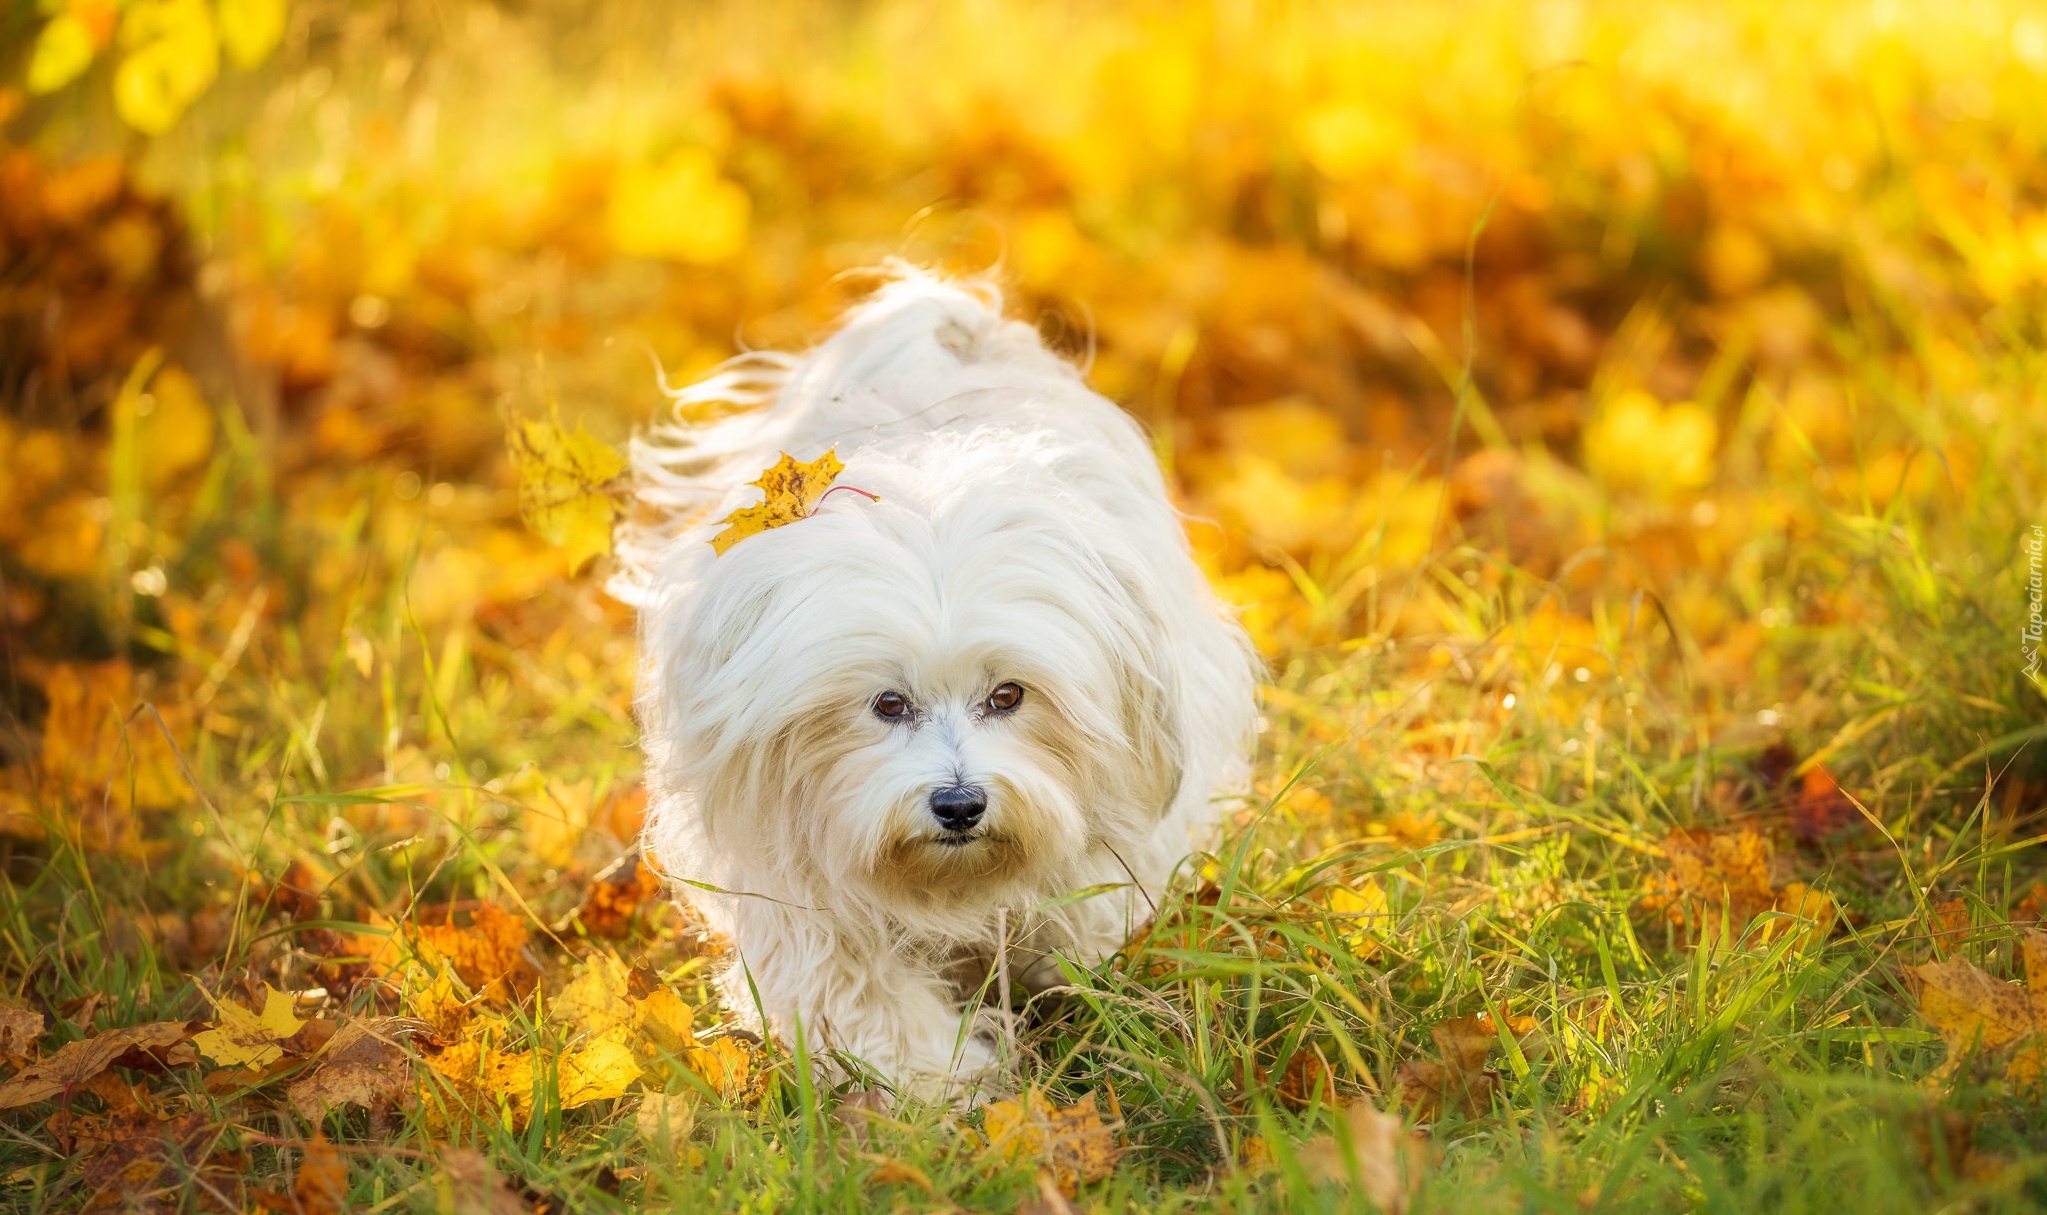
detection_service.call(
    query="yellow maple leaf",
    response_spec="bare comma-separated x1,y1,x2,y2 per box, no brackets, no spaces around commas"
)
424,1031,642,1126
710,449,865,556
506,406,627,574
113,0,219,136
215,0,285,70
632,988,699,1056
680,1037,751,1101
1913,932,2047,1090
552,953,636,1040
562,1030,645,1107
27,13,99,95
193,984,306,1068
981,1091,1123,1196
1581,390,1718,496
608,149,751,264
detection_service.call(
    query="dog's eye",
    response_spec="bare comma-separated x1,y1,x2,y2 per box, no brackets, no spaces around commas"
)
985,682,1024,713
873,691,911,720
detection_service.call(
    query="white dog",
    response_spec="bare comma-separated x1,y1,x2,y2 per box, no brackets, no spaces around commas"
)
610,269,1258,1099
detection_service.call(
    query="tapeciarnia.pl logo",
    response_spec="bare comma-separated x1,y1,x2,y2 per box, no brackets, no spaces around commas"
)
2027,524,2044,681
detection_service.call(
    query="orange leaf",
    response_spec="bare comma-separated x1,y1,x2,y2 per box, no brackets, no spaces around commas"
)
1911,932,2047,1090
709,449,862,555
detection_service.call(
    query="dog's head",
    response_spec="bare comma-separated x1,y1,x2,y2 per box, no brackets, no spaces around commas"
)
641,435,1183,916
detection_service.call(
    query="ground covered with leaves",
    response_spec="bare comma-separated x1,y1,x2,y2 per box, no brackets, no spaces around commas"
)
1,1,2045,1211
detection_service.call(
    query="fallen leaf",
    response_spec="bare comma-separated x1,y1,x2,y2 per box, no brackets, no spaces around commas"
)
1017,1168,1080,1215
1792,764,1860,842
635,1090,697,1154
507,406,627,574
1911,931,2047,1090
631,987,699,1061
76,1109,238,1214
28,13,99,94
680,1037,750,1101
113,0,220,136
1640,828,1834,949
1276,1045,1338,1110
1395,1008,1541,1121
287,1019,416,1120
856,1152,939,1195
559,1031,644,1108
1582,390,1716,495
0,1003,46,1062
413,904,540,1003
569,854,662,938
438,1148,529,1215
709,449,857,556
982,1092,1122,1196
608,148,751,264
424,1032,642,1126
192,984,305,1068
552,952,636,1040
1301,1102,1426,1214
1238,1134,1278,1172
294,1133,348,1215
0,1021,200,1109
38,660,188,827
215,0,284,70
1326,879,1390,960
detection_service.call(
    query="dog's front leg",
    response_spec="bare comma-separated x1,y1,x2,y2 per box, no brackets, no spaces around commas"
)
725,918,999,1100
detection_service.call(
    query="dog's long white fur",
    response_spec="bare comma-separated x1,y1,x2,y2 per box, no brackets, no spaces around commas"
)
611,269,1258,1098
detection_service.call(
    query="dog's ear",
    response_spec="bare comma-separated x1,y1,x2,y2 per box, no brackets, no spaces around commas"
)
1110,571,1187,823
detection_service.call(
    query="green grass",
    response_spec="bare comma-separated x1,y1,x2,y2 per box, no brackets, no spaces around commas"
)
0,316,2041,1212
4,1,2047,1208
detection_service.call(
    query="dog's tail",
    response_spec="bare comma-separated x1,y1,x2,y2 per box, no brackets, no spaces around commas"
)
609,265,1064,604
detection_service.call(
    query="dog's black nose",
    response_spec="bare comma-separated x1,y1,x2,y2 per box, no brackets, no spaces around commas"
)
929,784,987,832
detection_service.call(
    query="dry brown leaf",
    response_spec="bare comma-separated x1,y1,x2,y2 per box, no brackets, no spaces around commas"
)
439,1148,530,1215
1395,1009,1541,1121
0,1021,200,1109
856,1151,940,1195
1911,931,2047,1089
0,1002,46,1062
287,1019,416,1120
294,1133,349,1215
76,1109,239,1214
1276,1045,1338,1110
709,449,864,555
982,1092,1123,1196
1301,1102,1426,1214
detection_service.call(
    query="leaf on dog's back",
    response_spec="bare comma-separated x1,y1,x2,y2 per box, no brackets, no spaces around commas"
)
709,449,858,555
507,406,626,574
